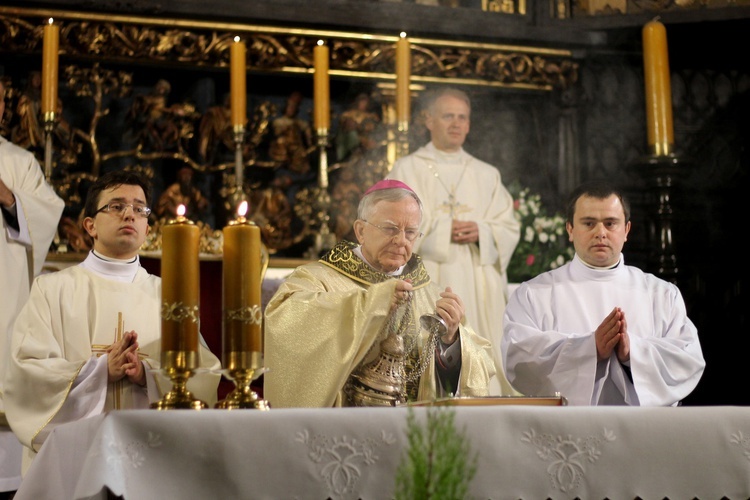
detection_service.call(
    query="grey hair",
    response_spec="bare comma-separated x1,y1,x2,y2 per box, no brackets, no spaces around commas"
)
423,87,471,115
357,187,423,222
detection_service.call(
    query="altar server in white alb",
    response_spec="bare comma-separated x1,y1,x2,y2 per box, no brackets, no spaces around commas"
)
502,181,705,406
387,88,520,396
4,170,221,473
0,79,65,494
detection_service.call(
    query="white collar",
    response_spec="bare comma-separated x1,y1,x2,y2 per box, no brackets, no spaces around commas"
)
352,245,406,276
80,250,141,283
575,253,623,270
425,142,465,164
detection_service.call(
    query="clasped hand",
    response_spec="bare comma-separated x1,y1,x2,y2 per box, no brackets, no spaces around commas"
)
107,330,146,386
595,307,630,364
451,220,478,244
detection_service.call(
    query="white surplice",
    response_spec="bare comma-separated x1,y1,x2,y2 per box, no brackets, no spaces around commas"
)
4,253,221,473
502,254,706,406
0,135,64,492
0,135,64,394
388,143,520,395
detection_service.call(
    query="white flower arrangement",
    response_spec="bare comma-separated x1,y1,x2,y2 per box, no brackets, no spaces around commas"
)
507,183,574,283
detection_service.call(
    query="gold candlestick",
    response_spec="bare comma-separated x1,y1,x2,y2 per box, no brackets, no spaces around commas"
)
306,41,335,258
43,115,55,181
152,205,207,410
396,119,410,161
216,201,269,410
42,18,59,181
233,124,245,193
306,130,336,259
317,129,330,191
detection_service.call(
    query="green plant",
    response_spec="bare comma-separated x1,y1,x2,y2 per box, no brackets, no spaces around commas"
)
507,182,574,283
395,407,477,500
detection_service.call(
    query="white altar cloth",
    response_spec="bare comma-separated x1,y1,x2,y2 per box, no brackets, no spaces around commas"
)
13,406,750,499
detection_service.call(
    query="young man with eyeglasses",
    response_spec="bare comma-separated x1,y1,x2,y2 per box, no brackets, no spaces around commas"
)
4,170,220,474
264,179,495,407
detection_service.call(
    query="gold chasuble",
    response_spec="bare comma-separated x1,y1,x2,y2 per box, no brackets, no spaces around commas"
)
264,241,495,408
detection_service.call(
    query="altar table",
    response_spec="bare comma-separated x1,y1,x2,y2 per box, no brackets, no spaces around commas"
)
13,406,750,499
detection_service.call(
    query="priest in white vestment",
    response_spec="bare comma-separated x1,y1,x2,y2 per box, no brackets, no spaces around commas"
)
388,88,520,396
0,80,65,493
502,181,705,406
3,170,221,473
264,180,495,407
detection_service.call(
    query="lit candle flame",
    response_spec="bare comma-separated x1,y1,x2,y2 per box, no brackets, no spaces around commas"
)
234,35,240,43
237,200,248,218
400,31,407,38
177,204,186,217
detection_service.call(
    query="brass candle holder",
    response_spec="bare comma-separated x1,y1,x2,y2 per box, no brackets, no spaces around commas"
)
234,124,245,192
224,125,248,217
396,120,410,160
234,125,245,189
306,129,336,258
43,112,55,181
215,352,269,410
152,351,207,410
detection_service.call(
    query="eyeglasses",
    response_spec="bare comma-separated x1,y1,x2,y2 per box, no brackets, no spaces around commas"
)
363,220,422,242
95,202,152,218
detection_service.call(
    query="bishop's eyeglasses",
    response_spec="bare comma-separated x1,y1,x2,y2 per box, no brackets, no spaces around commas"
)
95,202,152,218
362,220,422,242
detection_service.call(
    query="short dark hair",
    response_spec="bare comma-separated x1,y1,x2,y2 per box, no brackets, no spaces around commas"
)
565,180,631,225
84,170,153,218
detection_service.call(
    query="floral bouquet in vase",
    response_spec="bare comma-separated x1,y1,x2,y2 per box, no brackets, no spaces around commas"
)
507,182,574,283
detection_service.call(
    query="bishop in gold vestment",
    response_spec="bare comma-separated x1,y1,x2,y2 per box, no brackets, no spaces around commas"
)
264,180,495,408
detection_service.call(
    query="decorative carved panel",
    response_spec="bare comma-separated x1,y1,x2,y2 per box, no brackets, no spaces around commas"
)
0,7,577,90
0,5,578,258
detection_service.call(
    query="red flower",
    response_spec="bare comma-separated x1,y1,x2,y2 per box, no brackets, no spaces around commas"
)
514,199,520,210
525,254,535,266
